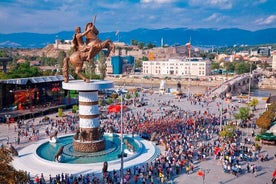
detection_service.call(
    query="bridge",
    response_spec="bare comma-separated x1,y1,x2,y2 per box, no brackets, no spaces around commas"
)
211,71,263,98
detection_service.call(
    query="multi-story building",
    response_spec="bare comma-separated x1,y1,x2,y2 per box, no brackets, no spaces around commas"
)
142,57,211,77
257,46,271,57
272,51,276,71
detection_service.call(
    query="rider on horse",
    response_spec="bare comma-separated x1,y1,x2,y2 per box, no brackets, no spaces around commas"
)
72,16,114,61
72,26,93,61
63,16,115,83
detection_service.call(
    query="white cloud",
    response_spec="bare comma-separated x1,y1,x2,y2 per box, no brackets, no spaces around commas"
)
141,0,175,4
204,13,224,22
189,0,232,9
255,15,276,25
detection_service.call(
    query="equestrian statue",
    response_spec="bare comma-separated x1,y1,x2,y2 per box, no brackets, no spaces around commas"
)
63,15,115,83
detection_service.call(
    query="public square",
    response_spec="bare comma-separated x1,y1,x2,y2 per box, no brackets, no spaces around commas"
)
0,86,275,184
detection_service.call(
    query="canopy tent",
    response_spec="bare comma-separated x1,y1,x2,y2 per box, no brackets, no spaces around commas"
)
256,132,276,141
267,123,276,135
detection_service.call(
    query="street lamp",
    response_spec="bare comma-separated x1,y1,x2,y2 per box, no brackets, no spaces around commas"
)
247,62,252,103
220,100,223,131
120,93,124,184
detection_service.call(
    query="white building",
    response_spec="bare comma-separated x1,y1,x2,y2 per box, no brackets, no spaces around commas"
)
142,57,211,77
272,51,276,71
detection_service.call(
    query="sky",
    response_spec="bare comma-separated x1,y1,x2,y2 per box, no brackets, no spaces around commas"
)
0,0,276,34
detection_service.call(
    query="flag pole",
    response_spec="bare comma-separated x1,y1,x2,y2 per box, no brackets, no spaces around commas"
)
186,38,191,99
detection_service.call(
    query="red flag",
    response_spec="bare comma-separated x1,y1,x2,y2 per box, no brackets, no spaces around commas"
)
197,170,204,177
273,169,276,177
108,104,126,113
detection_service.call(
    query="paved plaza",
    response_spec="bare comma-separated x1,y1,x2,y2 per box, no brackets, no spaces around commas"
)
0,87,275,183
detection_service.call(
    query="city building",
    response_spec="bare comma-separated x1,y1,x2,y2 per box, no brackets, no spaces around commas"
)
257,46,271,57
107,55,135,75
272,51,276,71
142,57,211,78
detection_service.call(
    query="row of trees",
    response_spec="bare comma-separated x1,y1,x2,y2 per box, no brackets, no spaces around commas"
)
219,97,276,140
211,61,258,74
0,49,108,80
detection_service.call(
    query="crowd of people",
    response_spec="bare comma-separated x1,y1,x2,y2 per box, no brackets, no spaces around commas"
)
5,90,275,184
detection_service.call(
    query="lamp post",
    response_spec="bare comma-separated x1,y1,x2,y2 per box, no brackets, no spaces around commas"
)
219,100,223,131
120,93,124,184
186,41,191,99
247,62,252,103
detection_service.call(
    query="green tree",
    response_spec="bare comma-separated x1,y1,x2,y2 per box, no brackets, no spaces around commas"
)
234,62,248,74
224,62,235,73
219,124,236,139
250,98,259,111
234,62,256,74
138,42,145,50
72,105,78,113
85,58,97,80
57,50,66,72
141,56,148,61
211,62,220,70
0,49,8,57
7,62,42,78
133,91,139,98
207,53,216,60
234,107,250,123
125,93,131,100
131,40,138,46
105,98,113,105
146,43,155,49
97,51,107,80
135,59,143,68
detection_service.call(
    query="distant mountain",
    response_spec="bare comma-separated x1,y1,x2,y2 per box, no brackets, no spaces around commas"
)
0,28,275,48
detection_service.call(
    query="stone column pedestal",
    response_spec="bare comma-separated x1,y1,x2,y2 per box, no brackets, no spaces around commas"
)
63,80,113,152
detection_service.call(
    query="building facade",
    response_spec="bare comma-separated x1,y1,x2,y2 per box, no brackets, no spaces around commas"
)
142,58,211,77
272,51,276,71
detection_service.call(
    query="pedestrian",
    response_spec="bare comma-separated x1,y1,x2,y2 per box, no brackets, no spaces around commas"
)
159,171,165,183
17,136,20,145
186,165,190,175
252,164,257,177
246,163,250,173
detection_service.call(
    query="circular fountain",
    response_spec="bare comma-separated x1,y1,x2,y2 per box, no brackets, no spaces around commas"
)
12,80,160,177
36,134,141,164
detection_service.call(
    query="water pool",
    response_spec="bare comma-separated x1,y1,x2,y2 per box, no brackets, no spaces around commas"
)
36,134,141,164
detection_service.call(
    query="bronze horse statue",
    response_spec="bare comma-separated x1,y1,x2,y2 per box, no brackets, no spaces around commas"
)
63,16,115,83
54,145,64,162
